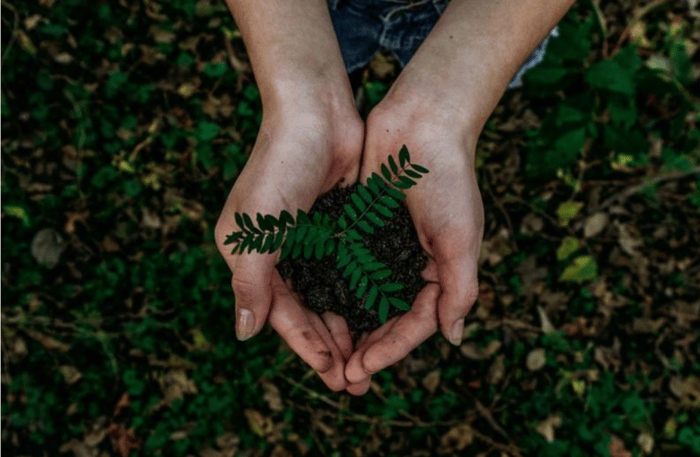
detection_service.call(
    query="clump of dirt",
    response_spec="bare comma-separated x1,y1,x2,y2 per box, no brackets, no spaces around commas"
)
276,184,428,334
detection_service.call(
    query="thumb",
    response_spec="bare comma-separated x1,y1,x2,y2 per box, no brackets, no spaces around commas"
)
437,258,479,346
231,253,276,341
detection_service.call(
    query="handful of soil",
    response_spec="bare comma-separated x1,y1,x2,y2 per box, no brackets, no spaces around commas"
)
276,184,428,334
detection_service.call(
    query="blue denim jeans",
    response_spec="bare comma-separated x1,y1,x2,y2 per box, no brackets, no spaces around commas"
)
328,0,559,88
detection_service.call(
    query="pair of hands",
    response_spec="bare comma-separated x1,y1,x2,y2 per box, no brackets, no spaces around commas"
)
215,85,484,396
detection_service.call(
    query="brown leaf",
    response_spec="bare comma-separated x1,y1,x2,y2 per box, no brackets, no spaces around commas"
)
536,415,562,443
107,424,142,457
23,328,70,352
460,340,502,360
58,365,82,385
440,424,474,452
584,213,608,238
244,409,273,438
608,434,632,457
526,348,547,371
262,381,283,412
31,228,66,268
421,370,441,394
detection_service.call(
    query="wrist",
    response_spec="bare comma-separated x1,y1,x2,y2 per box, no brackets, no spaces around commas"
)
375,81,482,154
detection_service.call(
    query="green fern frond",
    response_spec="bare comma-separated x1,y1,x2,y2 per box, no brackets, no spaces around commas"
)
224,146,429,323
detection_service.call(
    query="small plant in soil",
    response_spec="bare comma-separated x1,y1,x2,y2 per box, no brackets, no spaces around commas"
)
224,146,428,330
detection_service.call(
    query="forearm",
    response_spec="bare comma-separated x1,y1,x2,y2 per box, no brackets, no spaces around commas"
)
385,0,576,134
223,0,354,111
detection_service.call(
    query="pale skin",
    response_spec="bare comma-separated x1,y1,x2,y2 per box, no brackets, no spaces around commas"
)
215,0,577,394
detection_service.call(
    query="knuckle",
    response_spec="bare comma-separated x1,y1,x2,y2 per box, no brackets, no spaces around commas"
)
231,270,258,302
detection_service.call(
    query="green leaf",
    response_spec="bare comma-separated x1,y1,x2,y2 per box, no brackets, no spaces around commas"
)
349,270,362,289
358,221,374,234
367,177,380,195
556,236,580,261
296,209,311,226
314,240,324,260
365,286,378,309
343,261,357,278
364,262,385,271
262,233,274,253
378,297,389,323
389,298,410,310
235,212,245,231
279,210,294,226
405,169,422,179
272,229,285,251
560,255,598,283
338,215,348,230
351,193,367,212
557,201,583,225
410,163,429,174
325,238,335,256
295,226,308,243
196,121,220,142
257,213,272,231
385,187,406,201
265,214,278,230
280,238,293,260
346,229,362,241
393,176,415,189
398,145,410,167
243,213,260,234
380,283,404,292
370,269,391,280
358,185,373,203
239,235,252,254
374,203,393,218
355,277,368,298
291,242,303,259
372,173,388,188
381,164,392,181
388,155,399,175
224,232,243,245
344,204,358,221
380,196,399,208
366,212,384,227
585,60,635,95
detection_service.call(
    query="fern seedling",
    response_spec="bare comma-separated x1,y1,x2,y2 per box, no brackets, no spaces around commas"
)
224,145,429,323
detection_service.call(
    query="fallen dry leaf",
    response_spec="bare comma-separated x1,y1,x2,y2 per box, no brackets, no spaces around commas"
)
526,348,547,371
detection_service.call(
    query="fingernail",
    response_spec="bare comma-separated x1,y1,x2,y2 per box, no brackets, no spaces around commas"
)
449,319,464,346
236,308,255,341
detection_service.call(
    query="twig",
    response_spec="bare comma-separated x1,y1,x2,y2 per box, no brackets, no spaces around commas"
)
278,375,464,428
484,168,519,252
598,166,700,210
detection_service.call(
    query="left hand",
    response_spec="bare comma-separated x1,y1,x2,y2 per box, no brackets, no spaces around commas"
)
344,90,485,386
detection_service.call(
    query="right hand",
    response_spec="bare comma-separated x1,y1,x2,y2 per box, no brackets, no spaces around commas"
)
214,92,371,394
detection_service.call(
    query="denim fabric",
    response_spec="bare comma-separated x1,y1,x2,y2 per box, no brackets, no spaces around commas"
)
328,0,559,89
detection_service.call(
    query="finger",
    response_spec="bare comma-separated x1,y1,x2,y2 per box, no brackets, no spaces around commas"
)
346,377,372,396
307,310,349,392
361,283,440,374
436,257,479,346
230,253,276,341
269,276,334,374
321,312,353,361
345,318,400,384
421,259,439,282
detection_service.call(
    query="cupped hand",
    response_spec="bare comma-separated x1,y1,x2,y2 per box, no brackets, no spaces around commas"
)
345,99,485,385
215,95,370,394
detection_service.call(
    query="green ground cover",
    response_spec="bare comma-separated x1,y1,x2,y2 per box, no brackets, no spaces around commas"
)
2,0,699,456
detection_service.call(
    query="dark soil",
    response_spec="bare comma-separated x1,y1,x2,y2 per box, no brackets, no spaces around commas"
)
276,184,428,335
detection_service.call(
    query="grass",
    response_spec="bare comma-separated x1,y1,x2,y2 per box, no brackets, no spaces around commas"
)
1,0,699,456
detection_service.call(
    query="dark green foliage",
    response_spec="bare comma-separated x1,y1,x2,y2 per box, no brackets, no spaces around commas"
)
224,147,428,321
